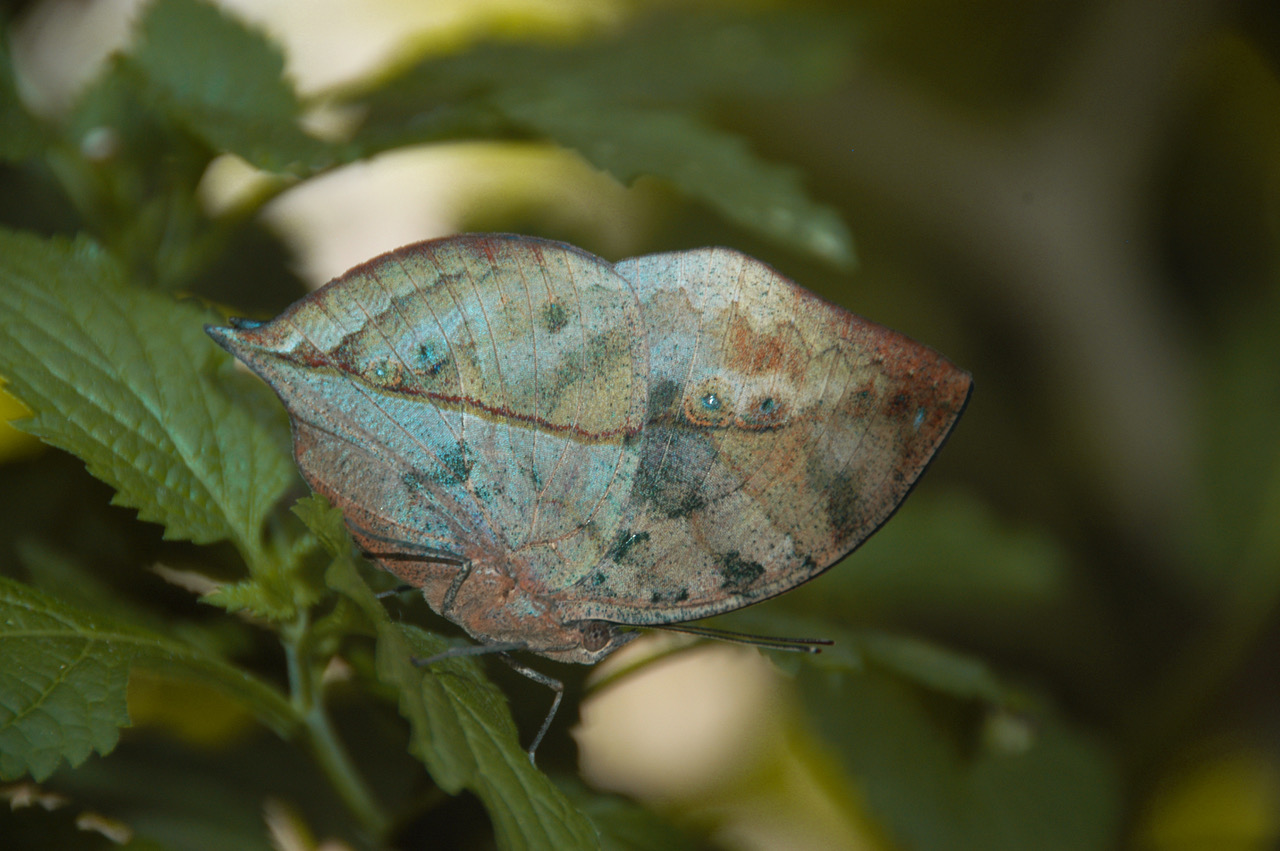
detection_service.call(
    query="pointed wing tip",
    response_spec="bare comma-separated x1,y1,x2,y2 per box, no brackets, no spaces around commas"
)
204,321,269,365
204,322,234,343
944,364,974,415
204,321,243,347
956,369,975,410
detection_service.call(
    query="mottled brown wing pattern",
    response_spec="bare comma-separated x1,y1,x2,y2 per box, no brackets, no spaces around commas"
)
553,248,972,625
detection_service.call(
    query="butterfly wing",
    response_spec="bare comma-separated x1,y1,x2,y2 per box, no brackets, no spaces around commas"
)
208,236,967,657
207,235,648,597
551,247,972,625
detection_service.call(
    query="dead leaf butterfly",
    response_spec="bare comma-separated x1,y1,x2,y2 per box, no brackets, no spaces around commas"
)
207,234,971,759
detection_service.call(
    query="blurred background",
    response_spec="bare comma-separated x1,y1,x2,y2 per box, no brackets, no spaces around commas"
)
2,0,1279,849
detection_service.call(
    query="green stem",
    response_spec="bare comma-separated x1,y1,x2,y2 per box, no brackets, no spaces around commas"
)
303,699,391,837
284,615,392,839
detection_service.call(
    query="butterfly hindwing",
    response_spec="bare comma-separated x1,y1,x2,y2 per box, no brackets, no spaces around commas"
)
551,248,972,625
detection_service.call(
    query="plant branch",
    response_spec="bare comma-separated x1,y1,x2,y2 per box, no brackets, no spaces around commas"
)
284,614,392,839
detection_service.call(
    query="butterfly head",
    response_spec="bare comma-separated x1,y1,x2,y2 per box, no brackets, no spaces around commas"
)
556,619,639,664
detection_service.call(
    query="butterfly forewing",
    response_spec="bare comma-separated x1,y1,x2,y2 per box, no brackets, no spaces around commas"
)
551,248,972,625
208,235,648,595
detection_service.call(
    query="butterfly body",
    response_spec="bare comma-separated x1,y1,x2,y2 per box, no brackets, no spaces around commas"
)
207,234,970,664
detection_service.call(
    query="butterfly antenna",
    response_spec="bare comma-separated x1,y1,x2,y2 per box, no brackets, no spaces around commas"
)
645,623,833,653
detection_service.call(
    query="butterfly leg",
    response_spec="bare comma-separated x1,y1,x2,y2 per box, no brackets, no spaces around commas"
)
498,653,563,766
441,561,473,614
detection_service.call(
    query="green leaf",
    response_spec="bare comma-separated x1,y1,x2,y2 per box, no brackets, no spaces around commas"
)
200,521,328,623
558,777,702,851
0,577,136,782
799,664,1121,851
359,11,849,123
393,624,601,851
0,576,295,782
292,495,353,559
43,732,346,851
0,228,296,561
778,492,1086,669
506,101,853,267
563,10,851,103
130,0,331,173
718,608,1020,708
353,10,855,266
200,579,291,620
833,629,1018,708
295,496,601,851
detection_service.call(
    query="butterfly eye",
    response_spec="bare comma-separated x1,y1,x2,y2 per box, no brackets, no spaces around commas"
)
579,621,613,652
366,357,403,387
736,393,790,430
684,380,734,427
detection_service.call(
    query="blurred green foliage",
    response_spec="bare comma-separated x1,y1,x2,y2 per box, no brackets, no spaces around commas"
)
1,0,1279,849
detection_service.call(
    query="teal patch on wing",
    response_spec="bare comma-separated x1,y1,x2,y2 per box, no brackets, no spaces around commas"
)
212,235,649,564
608,529,650,562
